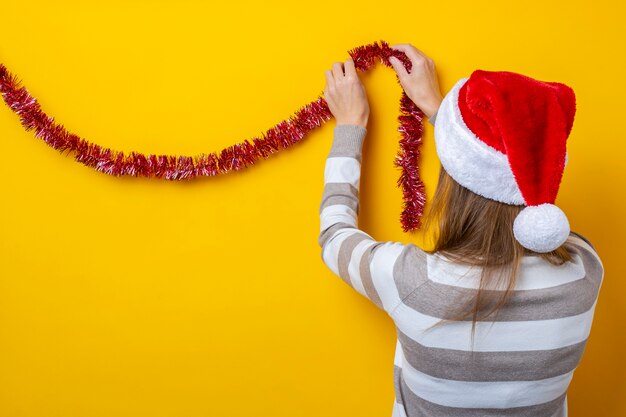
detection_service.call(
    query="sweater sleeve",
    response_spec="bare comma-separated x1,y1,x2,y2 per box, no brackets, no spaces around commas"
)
318,124,409,314
428,110,437,126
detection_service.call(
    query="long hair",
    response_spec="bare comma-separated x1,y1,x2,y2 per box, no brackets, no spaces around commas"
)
421,165,572,351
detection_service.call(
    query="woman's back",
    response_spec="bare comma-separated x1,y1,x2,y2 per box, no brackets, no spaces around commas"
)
389,231,604,417
319,59,601,417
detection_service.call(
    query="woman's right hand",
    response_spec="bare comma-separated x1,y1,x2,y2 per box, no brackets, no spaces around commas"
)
388,44,443,119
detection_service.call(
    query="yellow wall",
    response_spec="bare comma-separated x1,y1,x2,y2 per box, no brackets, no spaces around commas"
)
0,1,623,416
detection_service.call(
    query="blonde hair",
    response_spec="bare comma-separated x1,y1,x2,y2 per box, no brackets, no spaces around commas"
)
421,165,572,350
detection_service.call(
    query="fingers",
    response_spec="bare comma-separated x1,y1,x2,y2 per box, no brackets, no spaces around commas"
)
324,70,334,104
332,62,344,80
325,58,358,96
390,43,431,67
389,56,409,78
324,69,334,87
390,43,425,60
343,57,356,77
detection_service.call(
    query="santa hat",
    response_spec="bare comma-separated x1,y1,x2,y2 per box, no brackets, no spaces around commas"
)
433,69,576,253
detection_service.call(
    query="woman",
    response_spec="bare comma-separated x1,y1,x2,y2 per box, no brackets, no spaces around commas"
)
319,44,604,417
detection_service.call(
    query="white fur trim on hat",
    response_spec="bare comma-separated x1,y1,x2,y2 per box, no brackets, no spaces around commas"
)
434,77,525,205
513,204,570,253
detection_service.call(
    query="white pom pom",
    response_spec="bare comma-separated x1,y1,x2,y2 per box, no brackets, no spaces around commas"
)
513,204,570,253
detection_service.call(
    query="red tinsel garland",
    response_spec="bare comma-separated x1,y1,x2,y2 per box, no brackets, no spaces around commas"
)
0,40,426,231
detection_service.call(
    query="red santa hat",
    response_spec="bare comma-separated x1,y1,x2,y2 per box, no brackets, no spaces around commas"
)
433,69,576,253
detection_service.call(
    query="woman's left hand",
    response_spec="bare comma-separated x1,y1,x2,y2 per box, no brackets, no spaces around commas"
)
324,58,370,128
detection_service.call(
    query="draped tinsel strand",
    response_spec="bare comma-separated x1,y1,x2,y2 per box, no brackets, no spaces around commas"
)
0,39,427,231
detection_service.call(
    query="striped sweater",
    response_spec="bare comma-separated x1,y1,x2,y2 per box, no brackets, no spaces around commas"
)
317,118,604,417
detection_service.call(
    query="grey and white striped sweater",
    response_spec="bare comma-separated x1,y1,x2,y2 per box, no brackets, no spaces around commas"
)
317,116,604,417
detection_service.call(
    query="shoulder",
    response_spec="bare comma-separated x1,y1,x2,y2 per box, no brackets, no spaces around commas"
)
564,231,602,262
568,230,597,252
391,243,429,299
563,230,604,283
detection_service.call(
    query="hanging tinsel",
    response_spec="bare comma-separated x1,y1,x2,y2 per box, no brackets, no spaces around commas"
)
0,40,426,231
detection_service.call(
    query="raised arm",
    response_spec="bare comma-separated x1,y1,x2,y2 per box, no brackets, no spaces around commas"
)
318,46,441,314
318,124,410,313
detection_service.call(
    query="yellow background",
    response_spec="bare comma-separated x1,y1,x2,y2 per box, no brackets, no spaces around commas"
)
0,1,624,416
